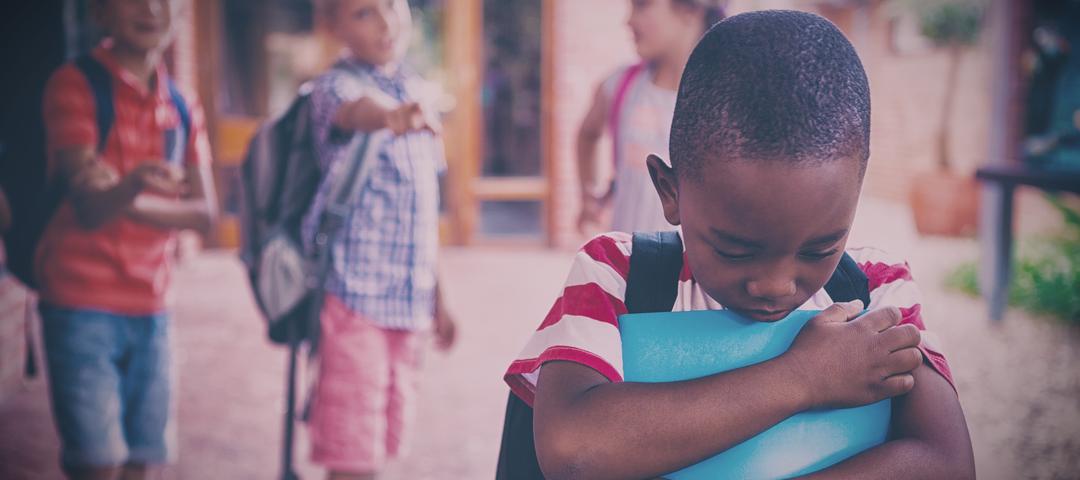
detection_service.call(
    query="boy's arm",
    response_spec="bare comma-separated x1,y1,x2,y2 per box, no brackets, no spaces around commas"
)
535,353,810,480
332,91,439,135
432,280,456,350
796,364,975,480
576,83,609,232
533,303,922,480
126,160,218,234
54,148,183,230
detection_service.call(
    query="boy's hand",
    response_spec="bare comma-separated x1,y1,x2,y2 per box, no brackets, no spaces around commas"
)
576,188,613,234
125,161,186,196
784,301,923,410
384,102,441,136
433,307,456,351
577,194,604,234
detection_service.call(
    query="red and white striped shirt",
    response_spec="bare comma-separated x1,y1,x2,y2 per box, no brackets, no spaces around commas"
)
505,232,954,407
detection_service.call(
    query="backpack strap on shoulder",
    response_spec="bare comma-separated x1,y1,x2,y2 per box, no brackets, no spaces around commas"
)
609,62,646,166
164,79,191,166
626,230,684,314
73,55,114,153
823,252,871,306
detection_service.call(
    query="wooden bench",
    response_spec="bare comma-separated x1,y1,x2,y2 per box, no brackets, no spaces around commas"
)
975,164,1080,320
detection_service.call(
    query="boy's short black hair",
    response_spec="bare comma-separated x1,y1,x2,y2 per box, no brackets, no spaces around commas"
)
669,10,870,178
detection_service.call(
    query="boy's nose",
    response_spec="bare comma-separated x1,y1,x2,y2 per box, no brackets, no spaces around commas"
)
745,278,797,300
141,0,163,17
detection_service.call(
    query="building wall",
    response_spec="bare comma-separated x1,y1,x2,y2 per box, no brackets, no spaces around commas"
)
547,0,637,248
847,3,994,202
543,0,998,246
736,2,995,202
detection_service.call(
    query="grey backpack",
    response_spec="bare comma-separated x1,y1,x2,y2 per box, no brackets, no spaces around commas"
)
239,75,389,480
239,79,388,347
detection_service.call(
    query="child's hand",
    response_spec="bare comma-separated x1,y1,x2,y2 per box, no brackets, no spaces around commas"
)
125,161,186,196
434,307,457,351
384,102,441,135
577,195,605,234
784,301,923,410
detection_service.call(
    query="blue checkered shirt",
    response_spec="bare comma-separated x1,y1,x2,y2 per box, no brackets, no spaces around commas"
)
301,59,444,331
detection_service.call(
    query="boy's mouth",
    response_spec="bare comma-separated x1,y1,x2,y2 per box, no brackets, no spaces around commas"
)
134,21,162,36
737,307,793,322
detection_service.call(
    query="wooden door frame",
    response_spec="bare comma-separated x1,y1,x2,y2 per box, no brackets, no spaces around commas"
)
442,0,556,247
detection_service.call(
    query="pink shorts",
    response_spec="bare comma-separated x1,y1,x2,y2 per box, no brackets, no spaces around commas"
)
308,295,423,473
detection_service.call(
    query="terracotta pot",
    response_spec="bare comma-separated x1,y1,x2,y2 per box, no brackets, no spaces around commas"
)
909,170,980,237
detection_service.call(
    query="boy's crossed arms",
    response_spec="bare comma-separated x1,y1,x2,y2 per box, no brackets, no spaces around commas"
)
533,301,970,479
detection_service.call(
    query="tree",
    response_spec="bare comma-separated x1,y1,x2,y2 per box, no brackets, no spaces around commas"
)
908,0,985,170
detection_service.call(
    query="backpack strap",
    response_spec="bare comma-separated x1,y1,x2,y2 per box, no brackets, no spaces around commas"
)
318,68,389,232
609,62,646,167
164,79,191,167
823,252,871,306
73,55,114,153
74,54,191,167
626,231,684,314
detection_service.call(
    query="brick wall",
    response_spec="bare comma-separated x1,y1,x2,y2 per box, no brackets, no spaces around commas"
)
170,4,199,97
548,0,636,248
846,4,993,202
544,1,998,246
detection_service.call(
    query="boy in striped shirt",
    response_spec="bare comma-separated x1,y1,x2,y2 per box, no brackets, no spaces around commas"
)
505,11,974,479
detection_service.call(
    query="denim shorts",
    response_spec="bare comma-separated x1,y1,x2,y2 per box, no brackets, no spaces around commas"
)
39,303,175,468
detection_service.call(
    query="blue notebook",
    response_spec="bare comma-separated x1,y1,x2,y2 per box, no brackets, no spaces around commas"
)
619,310,890,480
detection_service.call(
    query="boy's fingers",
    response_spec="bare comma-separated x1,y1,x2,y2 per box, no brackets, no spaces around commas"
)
143,177,183,196
437,321,456,350
881,373,916,397
816,300,863,324
885,347,923,377
880,323,921,352
854,306,902,332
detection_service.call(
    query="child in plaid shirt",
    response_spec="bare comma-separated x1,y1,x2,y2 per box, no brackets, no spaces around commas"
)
304,0,456,477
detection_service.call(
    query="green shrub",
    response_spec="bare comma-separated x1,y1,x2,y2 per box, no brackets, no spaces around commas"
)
945,195,1080,322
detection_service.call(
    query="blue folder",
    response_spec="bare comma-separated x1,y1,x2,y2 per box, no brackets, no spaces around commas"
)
619,310,890,480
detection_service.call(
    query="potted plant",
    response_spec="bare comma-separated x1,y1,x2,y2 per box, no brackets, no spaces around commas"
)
906,0,985,236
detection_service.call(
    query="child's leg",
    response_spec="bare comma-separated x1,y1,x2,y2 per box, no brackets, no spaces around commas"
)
384,330,422,460
309,296,393,476
120,313,174,479
39,304,130,478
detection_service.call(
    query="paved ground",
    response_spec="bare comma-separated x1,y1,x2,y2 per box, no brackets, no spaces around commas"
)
2,197,1079,479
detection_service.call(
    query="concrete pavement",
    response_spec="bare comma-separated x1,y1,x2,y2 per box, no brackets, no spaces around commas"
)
2,198,1079,479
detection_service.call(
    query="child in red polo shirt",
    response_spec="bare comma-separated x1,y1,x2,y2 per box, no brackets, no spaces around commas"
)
37,0,216,478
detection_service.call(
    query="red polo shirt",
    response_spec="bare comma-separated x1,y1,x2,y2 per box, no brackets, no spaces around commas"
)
37,42,211,315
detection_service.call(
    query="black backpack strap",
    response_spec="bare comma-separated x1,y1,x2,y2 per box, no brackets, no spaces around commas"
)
73,55,114,153
495,231,685,480
823,252,871,306
165,79,191,166
626,231,684,314
495,392,544,479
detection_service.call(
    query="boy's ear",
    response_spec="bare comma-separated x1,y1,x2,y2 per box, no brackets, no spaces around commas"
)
646,154,681,226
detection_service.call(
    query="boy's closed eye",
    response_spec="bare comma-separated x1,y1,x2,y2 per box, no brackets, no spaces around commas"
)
798,248,841,261
711,248,839,262
353,7,374,19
